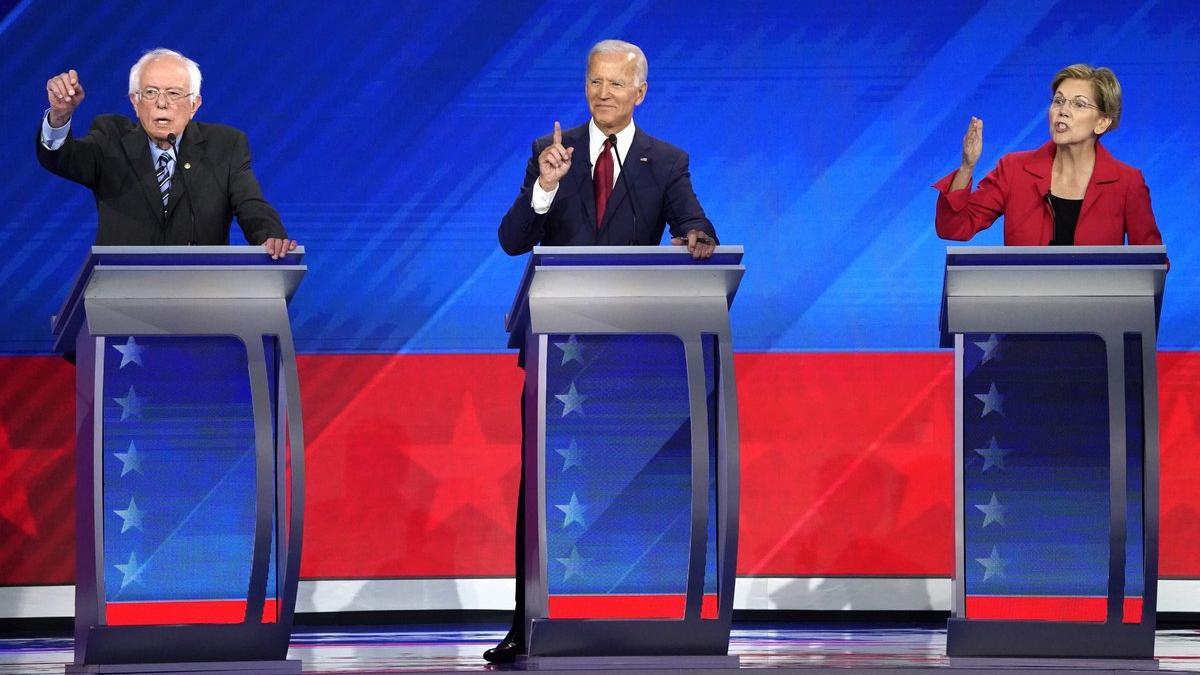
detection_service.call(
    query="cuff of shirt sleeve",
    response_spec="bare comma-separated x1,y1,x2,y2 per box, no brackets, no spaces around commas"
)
531,180,558,214
41,109,71,150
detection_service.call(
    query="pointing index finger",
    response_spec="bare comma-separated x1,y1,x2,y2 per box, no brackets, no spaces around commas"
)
553,121,562,145
68,69,78,85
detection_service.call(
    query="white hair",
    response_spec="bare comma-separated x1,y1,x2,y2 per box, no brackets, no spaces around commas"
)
128,48,202,97
587,39,648,85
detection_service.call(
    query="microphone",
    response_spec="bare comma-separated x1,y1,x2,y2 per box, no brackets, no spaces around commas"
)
167,132,197,245
607,133,641,239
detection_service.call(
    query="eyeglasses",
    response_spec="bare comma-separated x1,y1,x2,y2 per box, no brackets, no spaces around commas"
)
138,87,192,103
1050,95,1101,113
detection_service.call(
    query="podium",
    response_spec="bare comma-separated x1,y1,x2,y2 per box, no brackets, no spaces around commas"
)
939,245,1167,658
51,246,307,674
505,246,743,661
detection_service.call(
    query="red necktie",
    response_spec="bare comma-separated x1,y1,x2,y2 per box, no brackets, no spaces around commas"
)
593,138,614,228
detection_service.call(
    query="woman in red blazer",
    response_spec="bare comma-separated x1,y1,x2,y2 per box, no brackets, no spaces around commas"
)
933,64,1162,246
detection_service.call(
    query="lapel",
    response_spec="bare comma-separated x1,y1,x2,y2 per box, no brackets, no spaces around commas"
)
165,121,203,223
1022,141,1054,201
1023,140,1120,226
1080,141,1120,223
121,123,165,225
560,124,595,227
600,127,649,231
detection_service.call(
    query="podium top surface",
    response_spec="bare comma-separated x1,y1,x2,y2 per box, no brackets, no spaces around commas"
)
528,245,744,266
942,245,1167,297
939,245,1168,347
504,245,745,345
51,246,307,351
944,244,1167,268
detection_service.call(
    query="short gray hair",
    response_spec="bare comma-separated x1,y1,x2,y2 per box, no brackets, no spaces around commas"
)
587,39,648,85
128,48,203,97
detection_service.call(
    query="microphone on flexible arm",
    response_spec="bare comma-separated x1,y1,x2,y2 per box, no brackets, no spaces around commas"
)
607,134,642,245
167,132,197,245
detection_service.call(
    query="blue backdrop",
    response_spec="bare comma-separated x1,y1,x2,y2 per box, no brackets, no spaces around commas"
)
1,0,1196,355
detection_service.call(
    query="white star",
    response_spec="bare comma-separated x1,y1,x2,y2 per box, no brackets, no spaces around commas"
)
554,382,588,417
555,492,587,528
114,386,147,421
114,441,144,477
556,546,590,580
976,545,1008,581
114,497,145,533
974,436,1014,472
114,551,144,589
973,334,1002,364
974,382,1004,417
555,438,583,471
554,335,584,366
112,336,145,368
974,492,1006,527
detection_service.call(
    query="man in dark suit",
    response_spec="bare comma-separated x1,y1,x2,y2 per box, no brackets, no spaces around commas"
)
38,48,295,257
488,39,719,664
498,41,717,258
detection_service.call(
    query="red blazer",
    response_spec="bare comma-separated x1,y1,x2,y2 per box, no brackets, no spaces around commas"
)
933,141,1162,245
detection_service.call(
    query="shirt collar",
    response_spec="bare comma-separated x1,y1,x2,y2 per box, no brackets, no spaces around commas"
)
148,130,184,165
588,118,636,167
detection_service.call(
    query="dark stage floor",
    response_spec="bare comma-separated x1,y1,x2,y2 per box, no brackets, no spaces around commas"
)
4,624,1200,674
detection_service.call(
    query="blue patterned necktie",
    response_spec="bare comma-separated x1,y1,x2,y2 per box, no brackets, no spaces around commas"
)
156,153,172,211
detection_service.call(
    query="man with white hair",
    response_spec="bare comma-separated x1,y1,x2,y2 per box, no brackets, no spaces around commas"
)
498,39,717,259
489,39,719,665
38,48,295,257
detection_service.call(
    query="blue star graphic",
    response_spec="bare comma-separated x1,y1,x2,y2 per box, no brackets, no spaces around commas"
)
975,545,1008,581
114,441,144,477
554,335,584,366
555,438,583,471
974,436,1014,472
974,492,1006,527
556,546,589,581
973,334,1002,364
555,492,587,528
112,336,145,368
973,382,1004,417
114,497,146,533
114,551,144,589
554,382,588,417
114,386,147,421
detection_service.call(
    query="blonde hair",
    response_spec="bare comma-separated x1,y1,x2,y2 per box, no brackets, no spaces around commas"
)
1051,64,1121,132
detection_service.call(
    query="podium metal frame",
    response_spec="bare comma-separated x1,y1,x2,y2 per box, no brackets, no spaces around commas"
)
505,245,744,658
52,246,307,673
940,245,1167,659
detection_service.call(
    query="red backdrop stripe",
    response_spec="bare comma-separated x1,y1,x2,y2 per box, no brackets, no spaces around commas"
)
2,352,1198,585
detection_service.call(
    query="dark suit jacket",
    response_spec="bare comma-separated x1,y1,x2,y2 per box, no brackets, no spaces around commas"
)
498,122,717,254
933,140,1162,245
36,114,287,245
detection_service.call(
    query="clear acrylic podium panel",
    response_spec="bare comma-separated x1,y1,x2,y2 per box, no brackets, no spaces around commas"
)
99,334,281,625
958,332,1144,623
541,333,720,619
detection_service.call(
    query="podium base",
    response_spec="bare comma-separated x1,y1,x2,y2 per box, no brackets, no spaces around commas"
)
947,617,1155,659
66,659,301,674
518,654,738,670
